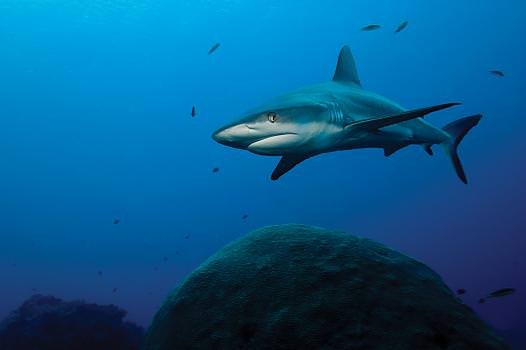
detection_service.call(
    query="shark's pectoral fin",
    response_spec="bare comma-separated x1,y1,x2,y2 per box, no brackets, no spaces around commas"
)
345,103,461,132
271,155,309,180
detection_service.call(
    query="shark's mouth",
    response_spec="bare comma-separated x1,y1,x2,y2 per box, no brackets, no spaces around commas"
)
248,132,298,144
248,133,300,154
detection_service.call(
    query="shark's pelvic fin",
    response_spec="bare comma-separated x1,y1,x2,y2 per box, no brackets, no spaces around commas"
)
332,46,362,87
271,155,309,180
385,143,434,157
345,102,460,132
442,114,482,184
384,144,408,157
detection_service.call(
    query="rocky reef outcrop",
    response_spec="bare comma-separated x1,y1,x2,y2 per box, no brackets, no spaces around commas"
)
0,294,143,350
145,224,508,350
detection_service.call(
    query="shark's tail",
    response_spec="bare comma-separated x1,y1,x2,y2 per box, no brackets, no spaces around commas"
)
442,114,482,184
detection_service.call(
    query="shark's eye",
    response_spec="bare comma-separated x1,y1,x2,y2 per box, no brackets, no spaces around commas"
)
267,112,278,123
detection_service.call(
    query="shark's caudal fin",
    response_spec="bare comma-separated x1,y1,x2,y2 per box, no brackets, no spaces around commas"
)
333,46,362,87
442,114,482,184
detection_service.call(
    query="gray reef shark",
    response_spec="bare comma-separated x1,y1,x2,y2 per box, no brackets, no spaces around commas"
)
212,46,481,183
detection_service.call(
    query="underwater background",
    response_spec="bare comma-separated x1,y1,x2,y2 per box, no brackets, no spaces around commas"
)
1,0,525,342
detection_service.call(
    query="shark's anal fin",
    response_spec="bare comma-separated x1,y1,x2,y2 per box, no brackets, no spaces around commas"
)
271,155,309,180
424,144,434,156
345,102,460,132
332,46,362,87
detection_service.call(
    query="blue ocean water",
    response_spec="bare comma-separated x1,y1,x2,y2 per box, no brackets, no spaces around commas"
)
1,0,525,339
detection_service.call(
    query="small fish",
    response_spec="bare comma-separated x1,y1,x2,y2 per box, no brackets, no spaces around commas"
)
113,218,120,225
242,214,248,220
191,105,197,117
208,42,221,55
97,270,103,276
184,234,190,239
112,287,118,293
489,70,504,77
362,24,380,31
456,288,466,295
163,256,168,263
479,288,516,304
488,288,515,298
212,167,220,173
395,21,408,33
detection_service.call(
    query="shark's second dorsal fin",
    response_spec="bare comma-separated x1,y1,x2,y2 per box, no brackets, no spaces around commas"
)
332,46,361,87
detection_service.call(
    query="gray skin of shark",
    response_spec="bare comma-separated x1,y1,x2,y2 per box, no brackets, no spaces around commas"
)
213,46,481,182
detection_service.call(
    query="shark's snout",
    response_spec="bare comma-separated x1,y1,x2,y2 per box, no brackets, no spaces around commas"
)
212,122,301,155
212,124,254,149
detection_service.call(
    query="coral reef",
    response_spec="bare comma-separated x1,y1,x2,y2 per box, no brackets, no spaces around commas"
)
0,294,143,350
145,224,508,350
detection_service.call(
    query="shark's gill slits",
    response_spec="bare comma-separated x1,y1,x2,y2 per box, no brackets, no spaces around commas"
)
328,104,345,125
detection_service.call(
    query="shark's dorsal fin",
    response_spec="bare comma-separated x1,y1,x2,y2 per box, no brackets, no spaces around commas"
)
332,46,361,87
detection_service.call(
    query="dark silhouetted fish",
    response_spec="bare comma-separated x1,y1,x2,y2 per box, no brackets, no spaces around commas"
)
191,105,197,117
97,270,103,276
395,21,408,33
362,24,380,31
456,288,466,295
112,287,118,293
488,288,515,298
242,214,248,220
479,288,516,304
113,218,120,225
212,167,220,173
489,70,504,77
163,256,168,263
208,42,221,55
184,234,190,239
